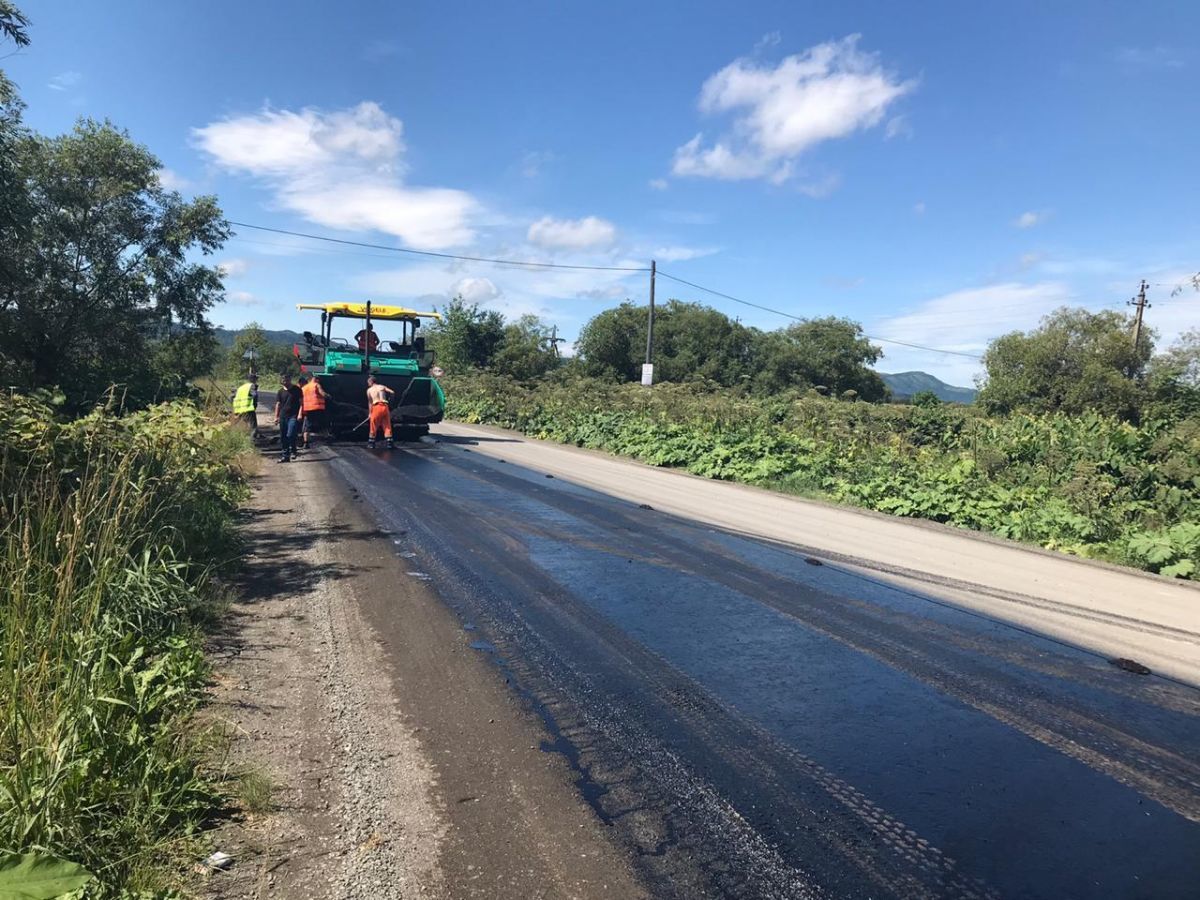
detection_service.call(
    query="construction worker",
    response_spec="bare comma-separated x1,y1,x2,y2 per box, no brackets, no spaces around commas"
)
299,374,328,450
231,378,259,440
366,374,394,450
273,373,303,463
356,326,380,352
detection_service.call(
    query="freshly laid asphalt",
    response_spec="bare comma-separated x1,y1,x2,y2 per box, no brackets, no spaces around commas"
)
328,426,1200,899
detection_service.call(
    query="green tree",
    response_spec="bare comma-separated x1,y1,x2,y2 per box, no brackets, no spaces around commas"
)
977,307,1152,419
910,389,942,408
577,300,756,385
750,317,887,400
426,296,505,373
222,322,295,380
492,314,560,380
0,117,229,407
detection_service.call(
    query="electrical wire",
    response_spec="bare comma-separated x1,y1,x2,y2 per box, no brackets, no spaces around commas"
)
227,221,651,273
656,270,985,360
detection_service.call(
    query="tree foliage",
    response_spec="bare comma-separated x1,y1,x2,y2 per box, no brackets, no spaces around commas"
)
426,296,560,379
221,321,296,381
0,116,229,407
977,308,1153,420
575,300,885,398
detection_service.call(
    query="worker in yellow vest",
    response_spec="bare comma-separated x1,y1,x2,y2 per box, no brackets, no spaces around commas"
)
231,378,259,440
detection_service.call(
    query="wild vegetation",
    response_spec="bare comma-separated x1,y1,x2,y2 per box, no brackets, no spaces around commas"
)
446,359,1200,579
0,393,251,894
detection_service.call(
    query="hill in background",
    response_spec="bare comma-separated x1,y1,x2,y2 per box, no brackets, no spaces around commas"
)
214,326,304,348
879,371,977,403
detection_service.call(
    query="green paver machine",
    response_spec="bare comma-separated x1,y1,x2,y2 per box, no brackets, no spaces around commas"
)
295,301,445,439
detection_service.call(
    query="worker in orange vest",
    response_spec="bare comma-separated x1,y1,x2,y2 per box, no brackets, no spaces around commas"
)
298,375,328,450
365,374,394,450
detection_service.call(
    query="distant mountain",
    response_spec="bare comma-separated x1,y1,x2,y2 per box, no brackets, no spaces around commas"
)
213,326,305,349
880,371,977,404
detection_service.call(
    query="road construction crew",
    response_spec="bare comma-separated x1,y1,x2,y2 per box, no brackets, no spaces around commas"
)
232,378,259,440
299,375,328,450
355,326,380,352
366,374,395,450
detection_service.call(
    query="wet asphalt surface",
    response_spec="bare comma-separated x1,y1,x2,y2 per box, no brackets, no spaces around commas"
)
328,437,1200,899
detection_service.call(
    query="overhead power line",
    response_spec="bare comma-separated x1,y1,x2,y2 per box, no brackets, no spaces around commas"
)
227,221,651,273
656,270,985,360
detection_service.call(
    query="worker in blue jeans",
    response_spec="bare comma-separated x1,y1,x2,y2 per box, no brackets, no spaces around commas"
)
273,373,303,462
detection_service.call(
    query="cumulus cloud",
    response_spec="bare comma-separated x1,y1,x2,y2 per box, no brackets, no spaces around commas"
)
527,215,616,250
671,35,914,183
194,101,477,249
452,276,501,304
217,258,249,278
1013,210,1050,229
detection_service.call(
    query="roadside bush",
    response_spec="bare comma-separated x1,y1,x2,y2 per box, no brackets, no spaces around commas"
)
0,394,250,895
445,374,1200,579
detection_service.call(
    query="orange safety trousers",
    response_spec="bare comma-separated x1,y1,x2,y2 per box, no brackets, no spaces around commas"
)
369,402,392,439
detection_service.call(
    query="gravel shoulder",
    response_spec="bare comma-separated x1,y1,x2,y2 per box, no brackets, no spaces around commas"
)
201,444,646,899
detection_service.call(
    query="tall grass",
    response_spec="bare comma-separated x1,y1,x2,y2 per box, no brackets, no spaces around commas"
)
0,395,250,893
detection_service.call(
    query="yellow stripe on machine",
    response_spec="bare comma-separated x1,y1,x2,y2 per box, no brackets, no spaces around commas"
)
296,302,443,321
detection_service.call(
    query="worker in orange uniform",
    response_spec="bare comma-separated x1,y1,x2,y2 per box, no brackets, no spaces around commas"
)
365,374,395,450
298,375,328,450
356,326,380,352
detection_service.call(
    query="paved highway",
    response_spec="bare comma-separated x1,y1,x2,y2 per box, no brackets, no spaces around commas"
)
328,424,1200,899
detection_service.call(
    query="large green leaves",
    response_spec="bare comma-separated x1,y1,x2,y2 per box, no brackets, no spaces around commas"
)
0,853,92,899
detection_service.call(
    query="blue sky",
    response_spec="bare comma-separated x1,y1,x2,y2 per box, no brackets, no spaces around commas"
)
8,0,1199,384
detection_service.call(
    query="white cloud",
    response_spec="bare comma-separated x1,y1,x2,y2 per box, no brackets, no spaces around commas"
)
47,71,81,91
194,101,478,250
1116,46,1184,69
648,177,669,191
1013,210,1050,229
217,258,249,278
884,115,913,140
527,215,616,250
519,150,555,179
872,281,1073,384
671,35,915,183
157,168,191,191
452,276,501,304
652,245,719,263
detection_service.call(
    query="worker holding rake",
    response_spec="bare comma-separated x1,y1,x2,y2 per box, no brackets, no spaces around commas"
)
365,374,395,450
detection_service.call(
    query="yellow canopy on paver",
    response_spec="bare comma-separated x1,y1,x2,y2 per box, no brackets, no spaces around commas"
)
296,303,442,321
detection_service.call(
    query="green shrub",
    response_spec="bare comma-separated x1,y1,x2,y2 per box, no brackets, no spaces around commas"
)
0,394,250,895
445,374,1200,579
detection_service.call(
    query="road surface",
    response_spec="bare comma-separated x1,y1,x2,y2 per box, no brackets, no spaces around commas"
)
327,423,1200,899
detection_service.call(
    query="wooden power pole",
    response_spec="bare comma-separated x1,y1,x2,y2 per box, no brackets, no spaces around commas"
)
643,260,656,386
1129,280,1150,350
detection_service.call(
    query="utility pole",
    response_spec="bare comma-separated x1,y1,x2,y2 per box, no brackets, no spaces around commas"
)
1129,280,1150,351
545,325,566,358
642,260,656,386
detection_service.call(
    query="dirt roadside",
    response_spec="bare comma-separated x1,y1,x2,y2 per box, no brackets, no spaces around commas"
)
201,444,647,899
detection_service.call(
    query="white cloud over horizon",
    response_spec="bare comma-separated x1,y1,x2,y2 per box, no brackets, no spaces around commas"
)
193,101,478,250
871,281,1074,384
527,215,617,250
671,35,915,184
